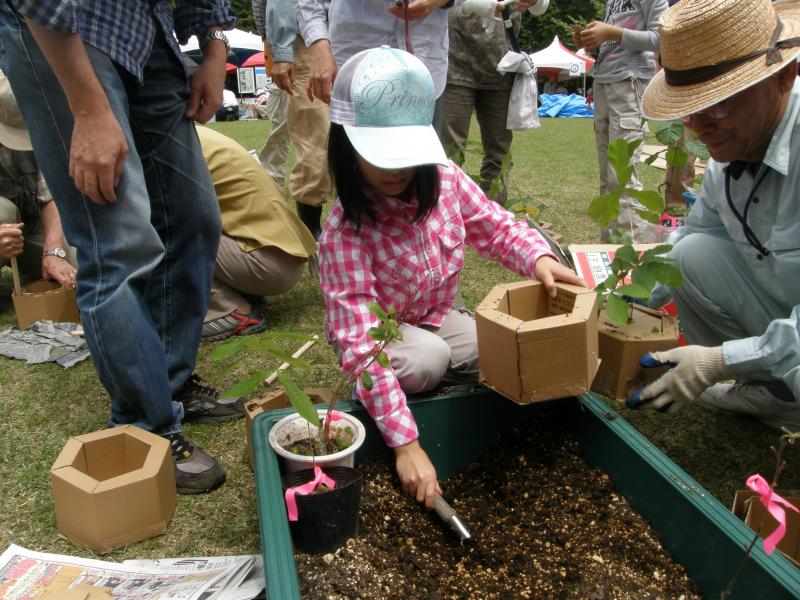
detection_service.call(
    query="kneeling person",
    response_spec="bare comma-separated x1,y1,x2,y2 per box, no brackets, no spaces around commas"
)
196,126,317,341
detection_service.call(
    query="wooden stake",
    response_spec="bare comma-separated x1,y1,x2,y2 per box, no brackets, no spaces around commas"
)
9,256,22,297
263,335,319,386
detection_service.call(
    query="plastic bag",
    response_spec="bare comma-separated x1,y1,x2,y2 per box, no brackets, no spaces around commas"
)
497,51,540,131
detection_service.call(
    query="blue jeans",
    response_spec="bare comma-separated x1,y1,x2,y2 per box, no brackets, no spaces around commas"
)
0,9,221,435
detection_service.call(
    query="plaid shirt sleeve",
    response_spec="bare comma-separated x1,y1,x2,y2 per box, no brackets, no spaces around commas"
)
444,164,556,278
320,218,419,449
9,1,79,33
173,1,236,45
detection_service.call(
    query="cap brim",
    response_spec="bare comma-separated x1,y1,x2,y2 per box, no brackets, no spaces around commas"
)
344,124,449,170
643,10,800,120
0,122,32,151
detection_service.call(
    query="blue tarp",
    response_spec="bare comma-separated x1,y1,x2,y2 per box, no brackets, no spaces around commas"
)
538,93,594,118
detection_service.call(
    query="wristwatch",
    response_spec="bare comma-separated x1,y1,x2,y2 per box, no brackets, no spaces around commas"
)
201,30,230,55
42,247,67,259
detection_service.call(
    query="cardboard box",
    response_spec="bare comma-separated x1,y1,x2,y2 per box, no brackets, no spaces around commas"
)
476,280,599,404
50,425,176,554
244,387,332,469
592,304,680,401
12,279,80,330
733,489,800,566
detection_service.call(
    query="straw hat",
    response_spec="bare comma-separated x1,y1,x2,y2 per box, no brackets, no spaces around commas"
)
0,70,32,151
642,0,800,120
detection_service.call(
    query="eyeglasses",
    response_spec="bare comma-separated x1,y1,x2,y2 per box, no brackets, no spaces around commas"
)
679,100,731,123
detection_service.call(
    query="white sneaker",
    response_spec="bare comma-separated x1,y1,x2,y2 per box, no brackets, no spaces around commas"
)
697,381,800,431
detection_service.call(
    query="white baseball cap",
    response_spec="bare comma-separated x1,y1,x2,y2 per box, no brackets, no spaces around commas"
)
330,46,448,170
0,70,32,151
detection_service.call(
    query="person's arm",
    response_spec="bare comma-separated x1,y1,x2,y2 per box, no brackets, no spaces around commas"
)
448,164,584,296
39,201,77,288
320,220,441,507
267,0,299,94
24,21,127,206
619,0,667,52
295,0,336,102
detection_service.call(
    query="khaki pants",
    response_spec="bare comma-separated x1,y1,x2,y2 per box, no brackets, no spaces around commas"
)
257,82,290,185
0,196,76,284
206,235,306,321
287,37,333,208
443,84,513,204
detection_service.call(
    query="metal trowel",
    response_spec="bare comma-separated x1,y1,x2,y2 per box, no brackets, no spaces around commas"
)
434,495,473,545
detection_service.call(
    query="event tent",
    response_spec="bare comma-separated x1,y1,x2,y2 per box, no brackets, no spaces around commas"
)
179,27,262,65
530,36,594,79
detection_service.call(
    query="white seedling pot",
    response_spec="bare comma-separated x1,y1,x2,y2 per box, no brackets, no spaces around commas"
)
269,410,366,473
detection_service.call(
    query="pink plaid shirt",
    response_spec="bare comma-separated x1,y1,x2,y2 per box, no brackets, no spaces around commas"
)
320,162,555,448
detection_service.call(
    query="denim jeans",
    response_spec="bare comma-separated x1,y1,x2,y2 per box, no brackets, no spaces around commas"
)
0,8,221,435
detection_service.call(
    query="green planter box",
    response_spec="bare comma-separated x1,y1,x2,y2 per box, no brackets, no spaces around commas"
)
252,385,800,600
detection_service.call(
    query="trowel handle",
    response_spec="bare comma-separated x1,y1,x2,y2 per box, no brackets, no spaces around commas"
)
434,495,455,521
9,256,22,296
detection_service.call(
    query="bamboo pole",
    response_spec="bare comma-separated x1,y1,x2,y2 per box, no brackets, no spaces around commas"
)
9,256,22,297
263,335,319,386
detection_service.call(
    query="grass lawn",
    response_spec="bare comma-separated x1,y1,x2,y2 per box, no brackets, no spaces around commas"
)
0,117,796,562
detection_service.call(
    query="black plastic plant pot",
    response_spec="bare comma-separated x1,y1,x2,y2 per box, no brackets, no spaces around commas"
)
282,466,363,554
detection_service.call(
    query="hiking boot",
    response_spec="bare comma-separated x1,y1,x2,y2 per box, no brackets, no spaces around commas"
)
175,374,245,423
201,308,267,341
164,432,226,494
697,381,800,431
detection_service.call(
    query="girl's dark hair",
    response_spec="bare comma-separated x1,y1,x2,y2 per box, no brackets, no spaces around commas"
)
328,123,440,229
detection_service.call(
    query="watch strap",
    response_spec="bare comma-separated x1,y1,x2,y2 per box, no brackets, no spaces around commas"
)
42,247,66,258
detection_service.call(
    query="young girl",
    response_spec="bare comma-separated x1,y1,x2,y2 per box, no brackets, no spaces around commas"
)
321,47,586,509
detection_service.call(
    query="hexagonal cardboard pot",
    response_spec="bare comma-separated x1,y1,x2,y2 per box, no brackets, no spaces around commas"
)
50,425,176,554
591,304,680,401
476,280,600,404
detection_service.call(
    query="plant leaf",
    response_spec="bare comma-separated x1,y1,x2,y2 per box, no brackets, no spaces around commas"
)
211,336,253,361
606,294,630,326
367,301,388,321
641,244,673,260
616,283,652,299
684,138,710,160
368,326,386,341
654,120,683,145
224,371,269,397
277,371,320,426
587,190,621,227
360,371,373,391
595,274,619,291
607,138,632,174
627,189,664,214
614,243,638,267
376,351,390,368
665,146,688,168
644,151,663,166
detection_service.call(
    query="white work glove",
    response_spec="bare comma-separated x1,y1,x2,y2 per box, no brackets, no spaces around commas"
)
455,0,499,18
626,346,728,413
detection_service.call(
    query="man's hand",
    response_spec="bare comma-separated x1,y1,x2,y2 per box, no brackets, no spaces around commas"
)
69,108,128,205
388,0,451,21
626,346,728,413
185,38,227,123
579,21,621,51
0,223,23,258
42,255,77,289
272,61,296,95
308,40,337,104
394,439,442,510
534,256,587,298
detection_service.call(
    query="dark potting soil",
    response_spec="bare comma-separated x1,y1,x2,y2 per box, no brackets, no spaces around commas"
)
295,410,702,600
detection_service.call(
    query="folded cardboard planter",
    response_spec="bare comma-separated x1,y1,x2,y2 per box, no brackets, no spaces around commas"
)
244,387,332,469
476,280,599,403
733,489,800,567
50,425,176,554
12,279,80,330
252,386,800,600
591,304,680,401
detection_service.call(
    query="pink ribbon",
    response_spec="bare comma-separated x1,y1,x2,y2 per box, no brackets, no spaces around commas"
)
746,474,800,554
284,466,337,522
324,410,343,429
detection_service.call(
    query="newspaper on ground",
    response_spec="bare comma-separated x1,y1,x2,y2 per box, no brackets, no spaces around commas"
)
0,545,264,600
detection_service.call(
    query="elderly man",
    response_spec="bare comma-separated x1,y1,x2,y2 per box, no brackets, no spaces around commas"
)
627,0,800,432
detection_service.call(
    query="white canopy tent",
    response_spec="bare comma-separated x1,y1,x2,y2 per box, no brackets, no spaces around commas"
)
179,27,263,53
530,36,595,95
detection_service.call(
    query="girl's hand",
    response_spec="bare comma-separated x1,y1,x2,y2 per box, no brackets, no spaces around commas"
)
534,256,587,298
579,21,621,50
394,440,442,510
